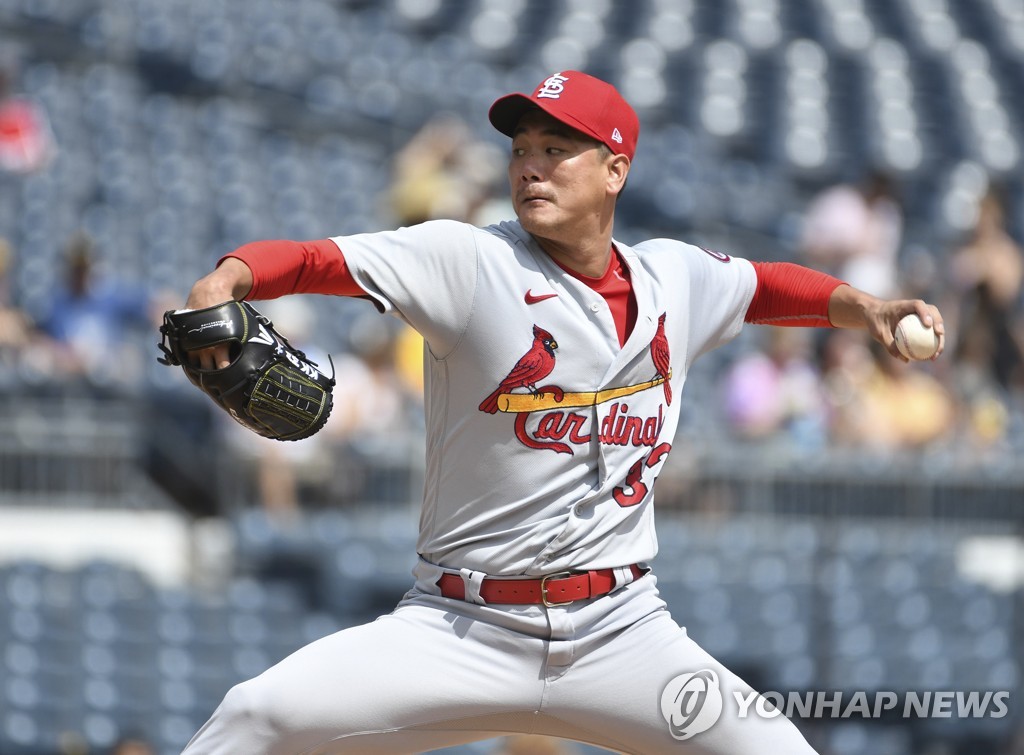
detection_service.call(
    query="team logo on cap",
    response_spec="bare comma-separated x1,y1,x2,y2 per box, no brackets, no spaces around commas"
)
536,73,569,99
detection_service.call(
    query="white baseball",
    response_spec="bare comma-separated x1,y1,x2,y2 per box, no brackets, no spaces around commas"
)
894,313,939,360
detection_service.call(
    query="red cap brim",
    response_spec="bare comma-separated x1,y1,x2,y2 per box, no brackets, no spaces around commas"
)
488,92,615,153
488,93,535,138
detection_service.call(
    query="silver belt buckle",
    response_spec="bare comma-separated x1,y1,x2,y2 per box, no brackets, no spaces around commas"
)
540,571,576,607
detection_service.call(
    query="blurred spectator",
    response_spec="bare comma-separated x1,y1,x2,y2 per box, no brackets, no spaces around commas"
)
110,734,156,755
722,327,828,449
823,332,955,450
329,312,420,442
0,58,56,174
388,112,507,226
0,237,36,388
944,184,1024,450
799,170,903,299
294,312,424,507
948,184,1024,393
35,232,160,394
393,319,426,399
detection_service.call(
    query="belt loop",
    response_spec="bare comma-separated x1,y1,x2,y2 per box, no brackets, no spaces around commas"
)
460,568,488,605
613,565,636,590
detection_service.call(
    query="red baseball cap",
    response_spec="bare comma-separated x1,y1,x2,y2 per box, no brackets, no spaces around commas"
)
489,70,639,160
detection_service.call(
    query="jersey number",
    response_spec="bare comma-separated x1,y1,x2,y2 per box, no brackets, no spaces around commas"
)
613,442,672,507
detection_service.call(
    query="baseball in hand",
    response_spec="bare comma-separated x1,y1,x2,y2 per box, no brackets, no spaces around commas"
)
894,314,939,360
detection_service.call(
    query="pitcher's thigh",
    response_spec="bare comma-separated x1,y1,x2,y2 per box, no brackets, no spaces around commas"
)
184,604,547,755
546,611,820,755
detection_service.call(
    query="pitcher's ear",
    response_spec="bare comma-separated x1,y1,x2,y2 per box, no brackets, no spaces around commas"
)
608,153,630,196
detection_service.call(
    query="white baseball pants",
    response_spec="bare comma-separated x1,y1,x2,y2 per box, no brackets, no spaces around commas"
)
182,560,820,754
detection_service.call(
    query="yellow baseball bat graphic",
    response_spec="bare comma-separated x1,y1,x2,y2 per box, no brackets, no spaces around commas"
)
496,372,671,413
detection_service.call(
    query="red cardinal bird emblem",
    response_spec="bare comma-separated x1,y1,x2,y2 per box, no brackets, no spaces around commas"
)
479,325,558,414
651,313,672,405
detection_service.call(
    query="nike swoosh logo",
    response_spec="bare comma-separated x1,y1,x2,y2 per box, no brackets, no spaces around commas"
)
524,289,558,305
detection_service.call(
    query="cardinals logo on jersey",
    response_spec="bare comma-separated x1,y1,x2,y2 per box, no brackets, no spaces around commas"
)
651,313,672,405
479,325,558,414
480,318,676,506
480,315,675,450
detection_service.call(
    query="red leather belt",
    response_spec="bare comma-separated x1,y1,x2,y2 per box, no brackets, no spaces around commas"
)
437,564,645,607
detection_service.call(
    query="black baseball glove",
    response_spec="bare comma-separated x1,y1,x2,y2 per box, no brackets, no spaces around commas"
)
158,300,335,441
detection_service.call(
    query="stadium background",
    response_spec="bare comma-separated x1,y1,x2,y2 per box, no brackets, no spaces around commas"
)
0,0,1022,753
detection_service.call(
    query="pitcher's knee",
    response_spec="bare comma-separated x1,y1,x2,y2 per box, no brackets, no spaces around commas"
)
205,675,359,754
216,676,286,738
182,677,288,754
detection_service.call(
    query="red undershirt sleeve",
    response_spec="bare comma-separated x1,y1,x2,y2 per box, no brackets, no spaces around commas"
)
745,261,846,327
219,239,364,300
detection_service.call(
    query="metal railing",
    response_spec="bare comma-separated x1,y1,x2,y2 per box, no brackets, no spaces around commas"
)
0,396,175,509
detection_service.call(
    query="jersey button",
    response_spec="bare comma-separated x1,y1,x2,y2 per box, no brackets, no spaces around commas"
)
590,303,601,312
573,504,584,515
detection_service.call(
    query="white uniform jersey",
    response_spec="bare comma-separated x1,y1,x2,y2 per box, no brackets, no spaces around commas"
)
334,219,756,576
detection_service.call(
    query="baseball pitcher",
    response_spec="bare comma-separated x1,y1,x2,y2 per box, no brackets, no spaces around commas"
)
174,71,944,754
